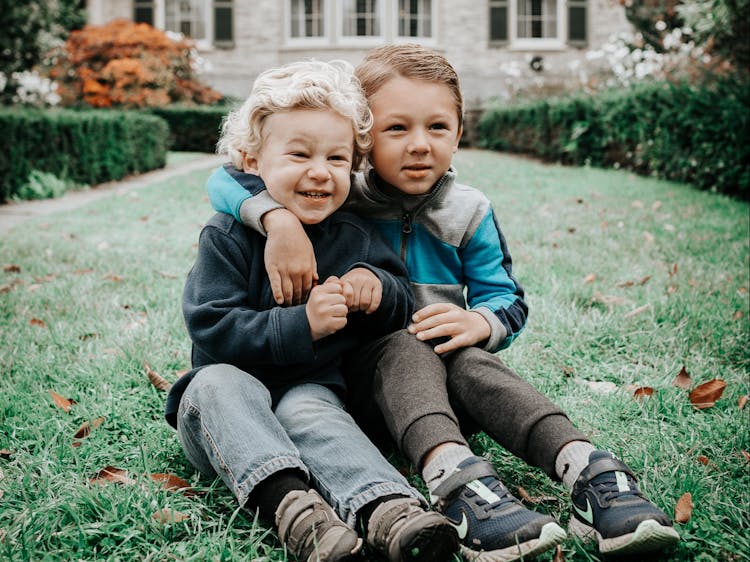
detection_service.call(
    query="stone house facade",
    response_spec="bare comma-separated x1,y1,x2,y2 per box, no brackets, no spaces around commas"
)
86,0,631,112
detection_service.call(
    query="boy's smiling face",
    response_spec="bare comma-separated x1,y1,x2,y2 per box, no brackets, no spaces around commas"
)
368,76,462,195
243,109,354,224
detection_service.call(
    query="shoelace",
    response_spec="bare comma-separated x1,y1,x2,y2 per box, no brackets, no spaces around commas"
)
463,478,516,514
591,474,644,503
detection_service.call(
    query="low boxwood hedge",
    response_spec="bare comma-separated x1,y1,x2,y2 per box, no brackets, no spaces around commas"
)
0,108,168,202
146,104,232,153
478,77,750,199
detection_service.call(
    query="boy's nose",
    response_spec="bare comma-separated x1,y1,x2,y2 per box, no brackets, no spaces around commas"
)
407,130,430,154
307,161,331,181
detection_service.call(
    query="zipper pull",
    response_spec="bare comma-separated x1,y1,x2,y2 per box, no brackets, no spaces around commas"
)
402,212,413,234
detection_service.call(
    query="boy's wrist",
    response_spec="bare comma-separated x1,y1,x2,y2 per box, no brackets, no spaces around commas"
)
261,208,300,233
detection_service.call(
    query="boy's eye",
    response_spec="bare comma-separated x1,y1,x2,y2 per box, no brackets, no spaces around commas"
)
329,154,350,162
290,152,308,158
385,124,406,132
430,122,448,130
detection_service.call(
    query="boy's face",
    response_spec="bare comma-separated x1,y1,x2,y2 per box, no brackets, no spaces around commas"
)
243,109,353,224
368,76,462,195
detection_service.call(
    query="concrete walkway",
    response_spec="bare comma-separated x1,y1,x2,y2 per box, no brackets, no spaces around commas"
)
0,153,225,235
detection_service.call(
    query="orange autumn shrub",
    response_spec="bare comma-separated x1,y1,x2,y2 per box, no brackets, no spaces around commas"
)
46,19,222,109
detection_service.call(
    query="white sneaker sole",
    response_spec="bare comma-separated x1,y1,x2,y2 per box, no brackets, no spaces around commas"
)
461,521,567,562
569,516,680,555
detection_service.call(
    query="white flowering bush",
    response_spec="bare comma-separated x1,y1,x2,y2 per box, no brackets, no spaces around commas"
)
0,70,61,107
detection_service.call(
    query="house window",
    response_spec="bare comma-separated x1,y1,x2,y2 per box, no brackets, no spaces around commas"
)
132,1,233,47
342,0,380,37
165,0,207,39
398,0,431,38
290,0,325,38
517,0,557,39
489,0,585,48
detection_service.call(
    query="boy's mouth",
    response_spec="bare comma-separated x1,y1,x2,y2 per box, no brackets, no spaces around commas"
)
403,165,431,179
299,191,331,199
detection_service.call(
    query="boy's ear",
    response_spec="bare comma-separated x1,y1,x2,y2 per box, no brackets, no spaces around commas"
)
453,126,464,153
241,151,260,174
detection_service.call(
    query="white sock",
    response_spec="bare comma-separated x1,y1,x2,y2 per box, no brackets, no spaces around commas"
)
555,440,597,490
422,444,474,504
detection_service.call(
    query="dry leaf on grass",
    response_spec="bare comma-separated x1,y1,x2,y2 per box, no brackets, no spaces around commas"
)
72,416,105,447
674,492,693,523
49,390,76,413
582,273,596,284
553,545,565,562
0,449,12,460
696,455,710,465
152,508,189,524
90,466,136,486
145,363,172,392
672,366,692,390
689,379,727,409
150,473,197,496
30,318,46,328
516,486,556,504
739,395,748,410
633,387,654,400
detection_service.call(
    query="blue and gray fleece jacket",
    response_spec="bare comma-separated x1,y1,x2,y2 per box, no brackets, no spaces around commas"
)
207,164,527,352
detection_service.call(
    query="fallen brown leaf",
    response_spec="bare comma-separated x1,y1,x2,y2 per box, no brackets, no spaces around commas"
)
672,366,692,390
689,379,727,409
674,492,693,523
553,545,565,562
145,363,172,392
152,508,189,524
591,292,630,307
742,451,750,463
150,473,196,496
90,466,135,486
633,387,654,400
582,273,596,284
639,275,652,285
72,416,106,446
3,264,21,273
517,486,532,502
696,455,710,465
0,449,12,460
49,390,76,413
739,395,748,410
30,318,46,328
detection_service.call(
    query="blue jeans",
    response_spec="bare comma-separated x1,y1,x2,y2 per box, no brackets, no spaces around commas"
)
176,363,423,526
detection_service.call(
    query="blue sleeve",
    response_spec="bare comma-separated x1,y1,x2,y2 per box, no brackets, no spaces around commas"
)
206,165,253,221
460,209,528,350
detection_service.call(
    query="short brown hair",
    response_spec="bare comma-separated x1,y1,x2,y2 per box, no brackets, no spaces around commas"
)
355,44,463,130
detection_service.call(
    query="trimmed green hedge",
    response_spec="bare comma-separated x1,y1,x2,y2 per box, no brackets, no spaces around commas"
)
0,108,168,202
478,78,750,198
146,105,231,152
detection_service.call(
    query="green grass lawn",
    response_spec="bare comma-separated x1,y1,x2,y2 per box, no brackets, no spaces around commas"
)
1,149,748,561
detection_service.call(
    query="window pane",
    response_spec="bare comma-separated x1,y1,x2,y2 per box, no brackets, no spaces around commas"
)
134,6,154,25
517,0,556,39
290,0,324,37
398,0,431,37
343,0,379,36
165,0,206,40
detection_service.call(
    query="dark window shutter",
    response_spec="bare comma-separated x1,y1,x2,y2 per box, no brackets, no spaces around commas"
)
489,0,508,44
568,0,587,46
214,1,234,46
134,1,154,25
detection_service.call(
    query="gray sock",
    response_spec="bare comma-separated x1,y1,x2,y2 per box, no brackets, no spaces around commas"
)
555,440,597,490
422,444,474,504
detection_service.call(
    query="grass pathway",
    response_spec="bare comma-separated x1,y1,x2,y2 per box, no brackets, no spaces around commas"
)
0,149,747,561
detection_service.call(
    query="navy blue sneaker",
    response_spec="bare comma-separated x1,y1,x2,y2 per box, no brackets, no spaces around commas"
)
570,451,680,555
432,456,566,562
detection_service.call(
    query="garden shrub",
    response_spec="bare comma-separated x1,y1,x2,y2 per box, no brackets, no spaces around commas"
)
146,104,232,152
478,77,750,198
45,19,222,109
0,108,168,202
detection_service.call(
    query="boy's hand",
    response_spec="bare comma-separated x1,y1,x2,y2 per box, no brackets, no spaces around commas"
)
263,209,318,306
408,303,491,354
339,268,382,314
306,276,348,341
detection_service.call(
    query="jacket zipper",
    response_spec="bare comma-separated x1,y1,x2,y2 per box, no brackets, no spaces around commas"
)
400,212,413,261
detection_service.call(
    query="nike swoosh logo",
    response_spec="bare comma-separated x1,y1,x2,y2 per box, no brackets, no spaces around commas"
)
573,498,594,525
451,512,469,540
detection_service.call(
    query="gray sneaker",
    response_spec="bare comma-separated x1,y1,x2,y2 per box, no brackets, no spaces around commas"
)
366,497,459,562
275,489,363,562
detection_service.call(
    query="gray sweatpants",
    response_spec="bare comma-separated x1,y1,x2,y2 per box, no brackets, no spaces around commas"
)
344,329,589,479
